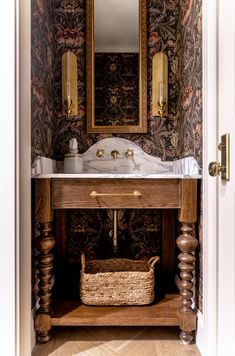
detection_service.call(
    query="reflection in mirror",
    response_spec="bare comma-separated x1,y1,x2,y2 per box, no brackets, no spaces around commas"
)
86,0,147,133
94,0,139,53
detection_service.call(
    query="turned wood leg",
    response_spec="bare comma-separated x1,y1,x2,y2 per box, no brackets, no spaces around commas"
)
34,179,54,343
177,179,198,344
177,224,198,344
35,222,55,343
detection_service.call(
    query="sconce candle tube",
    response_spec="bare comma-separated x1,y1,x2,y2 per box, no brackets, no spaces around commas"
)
62,50,78,116
66,50,71,79
65,81,71,102
152,52,168,117
159,82,164,104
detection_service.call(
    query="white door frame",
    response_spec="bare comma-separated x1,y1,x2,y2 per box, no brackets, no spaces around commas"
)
202,0,219,355
16,0,220,355
17,0,32,355
0,1,17,355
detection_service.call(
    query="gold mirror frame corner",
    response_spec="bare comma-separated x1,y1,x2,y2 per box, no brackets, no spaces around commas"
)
86,0,147,134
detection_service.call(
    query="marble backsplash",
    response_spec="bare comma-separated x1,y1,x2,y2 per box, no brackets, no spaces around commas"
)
32,138,201,177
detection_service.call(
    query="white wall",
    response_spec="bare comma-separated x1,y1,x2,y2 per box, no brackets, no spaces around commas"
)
0,1,16,355
0,1,32,355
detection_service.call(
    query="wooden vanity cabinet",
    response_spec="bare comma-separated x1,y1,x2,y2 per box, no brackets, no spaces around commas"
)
34,177,198,344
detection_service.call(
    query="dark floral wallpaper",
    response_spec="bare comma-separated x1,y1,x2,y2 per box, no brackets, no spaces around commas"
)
31,0,202,164
31,0,56,161
31,0,179,160
68,209,161,262
94,53,139,126
31,0,202,311
175,0,202,166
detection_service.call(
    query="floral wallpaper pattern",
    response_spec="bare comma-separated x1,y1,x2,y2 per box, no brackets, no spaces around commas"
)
31,0,56,161
175,0,203,166
31,0,202,310
41,0,179,160
31,0,202,164
94,53,139,126
68,209,161,262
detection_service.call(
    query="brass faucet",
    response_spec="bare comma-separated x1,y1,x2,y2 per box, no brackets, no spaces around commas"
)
125,149,134,159
96,149,105,158
111,150,119,159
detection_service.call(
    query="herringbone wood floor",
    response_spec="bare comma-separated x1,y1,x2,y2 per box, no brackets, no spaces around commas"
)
32,326,201,356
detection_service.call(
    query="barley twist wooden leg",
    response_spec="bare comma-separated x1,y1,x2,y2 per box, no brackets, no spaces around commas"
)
35,221,55,343
34,179,54,343
176,223,198,344
37,222,55,314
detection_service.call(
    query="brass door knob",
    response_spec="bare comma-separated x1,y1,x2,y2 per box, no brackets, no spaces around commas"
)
208,161,223,177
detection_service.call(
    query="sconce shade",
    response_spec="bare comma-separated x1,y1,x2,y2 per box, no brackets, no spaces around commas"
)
62,50,78,116
152,52,168,117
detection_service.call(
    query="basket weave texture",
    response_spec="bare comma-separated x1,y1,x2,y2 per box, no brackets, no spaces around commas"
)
80,254,160,306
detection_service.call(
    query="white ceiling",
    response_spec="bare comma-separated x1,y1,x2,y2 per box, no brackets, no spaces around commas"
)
94,0,139,53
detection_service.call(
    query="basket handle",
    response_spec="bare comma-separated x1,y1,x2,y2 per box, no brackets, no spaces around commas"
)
81,254,86,272
147,256,160,269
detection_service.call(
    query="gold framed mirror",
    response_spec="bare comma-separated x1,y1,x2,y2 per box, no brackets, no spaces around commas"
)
86,0,147,133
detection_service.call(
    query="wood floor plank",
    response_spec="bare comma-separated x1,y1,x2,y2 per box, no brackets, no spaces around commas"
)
32,326,201,356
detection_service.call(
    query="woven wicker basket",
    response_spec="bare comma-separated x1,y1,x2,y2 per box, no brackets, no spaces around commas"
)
80,254,160,306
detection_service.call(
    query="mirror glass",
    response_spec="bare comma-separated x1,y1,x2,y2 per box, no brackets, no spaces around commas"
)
94,0,139,54
86,0,147,133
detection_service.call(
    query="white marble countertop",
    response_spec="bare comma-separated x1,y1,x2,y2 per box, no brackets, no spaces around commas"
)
33,173,201,179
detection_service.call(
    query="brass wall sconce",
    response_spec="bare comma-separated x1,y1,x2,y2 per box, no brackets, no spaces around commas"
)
152,52,168,117
62,50,78,116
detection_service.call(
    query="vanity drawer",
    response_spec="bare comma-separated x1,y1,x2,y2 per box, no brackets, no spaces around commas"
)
52,179,181,209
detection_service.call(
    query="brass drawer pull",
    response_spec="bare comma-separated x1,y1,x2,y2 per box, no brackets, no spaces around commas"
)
89,190,142,197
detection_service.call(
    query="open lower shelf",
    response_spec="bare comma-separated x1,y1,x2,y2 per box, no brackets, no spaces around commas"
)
51,293,180,327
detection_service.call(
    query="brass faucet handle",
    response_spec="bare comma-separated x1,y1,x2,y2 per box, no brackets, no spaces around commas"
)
96,149,105,158
125,149,134,159
111,150,119,159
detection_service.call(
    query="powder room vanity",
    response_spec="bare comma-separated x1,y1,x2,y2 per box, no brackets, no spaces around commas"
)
30,0,204,346
33,139,201,345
